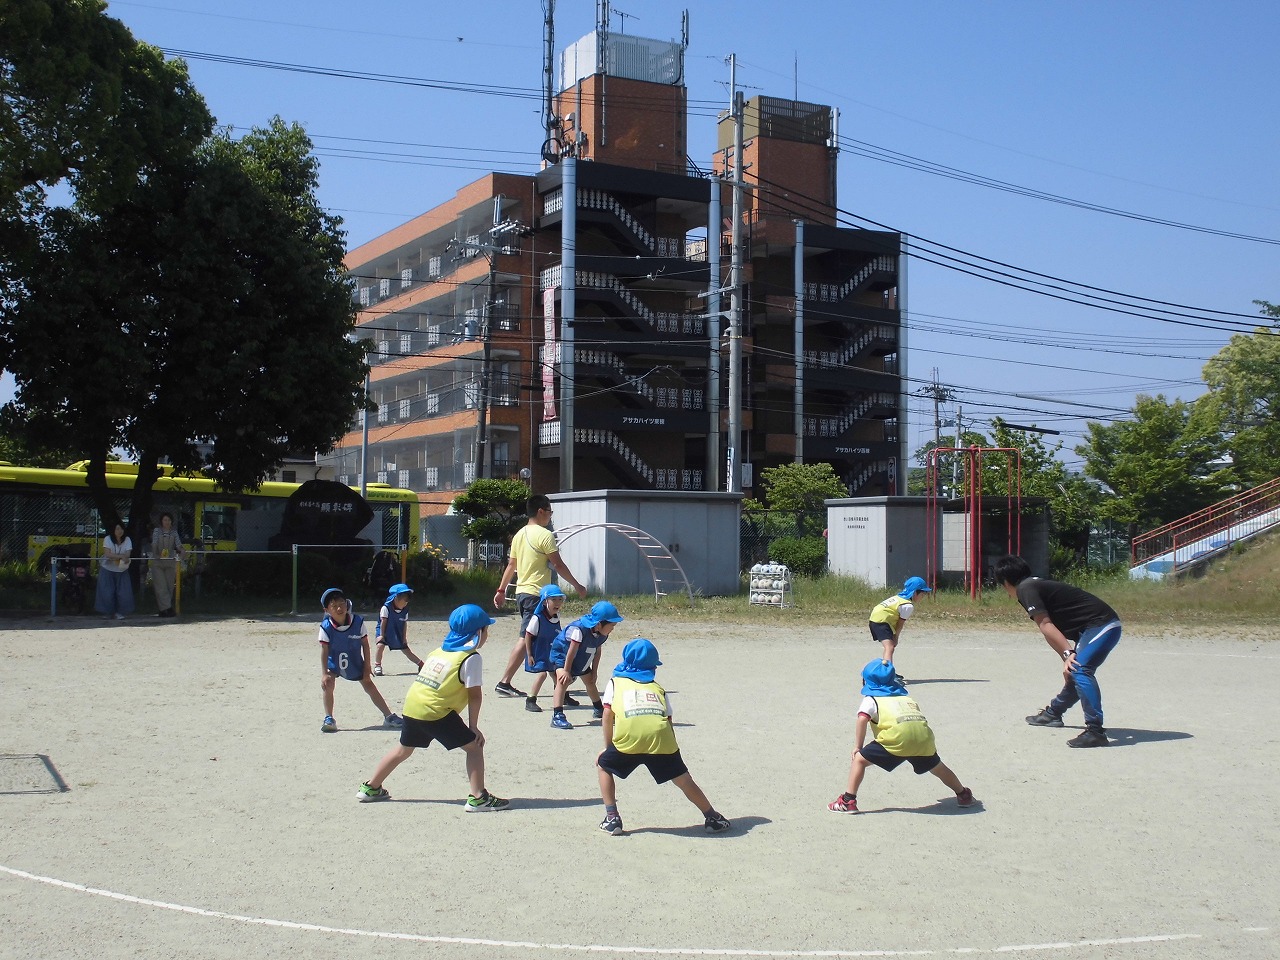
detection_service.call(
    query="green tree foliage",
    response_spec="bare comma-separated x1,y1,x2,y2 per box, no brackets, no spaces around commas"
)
451,478,531,543
744,461,846,536
0,429,82,469
0,0,212,304
1076,395,1230,530
1193,306,1280,485
1,5,363,541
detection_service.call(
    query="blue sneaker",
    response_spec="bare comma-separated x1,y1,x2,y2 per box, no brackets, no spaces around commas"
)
384,713,404,728
321,715,337,733
551,713,573,730
591,704,604,720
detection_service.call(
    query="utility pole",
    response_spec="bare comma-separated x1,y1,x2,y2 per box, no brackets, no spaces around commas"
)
915,371,956,496
726,56,745,494
457,196,528,483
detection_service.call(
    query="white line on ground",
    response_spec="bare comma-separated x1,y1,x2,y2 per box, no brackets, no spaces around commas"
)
0,863,1214,957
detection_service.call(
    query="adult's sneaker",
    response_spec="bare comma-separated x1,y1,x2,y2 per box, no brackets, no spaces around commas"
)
551,713,573,730
321,715,337,733
1067,728,1109,748
525,697,543,713
956,787,977,807
827,794,859,813
591,704,604,720
372,664,383,676
704,812,731,833
1025,709,1064,727
384,713,404,728
495,681,525,698
464,792,510,812
357,782,391,802
600,814,625,836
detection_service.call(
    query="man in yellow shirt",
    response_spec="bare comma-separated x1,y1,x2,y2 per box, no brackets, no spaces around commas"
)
492,495,586,698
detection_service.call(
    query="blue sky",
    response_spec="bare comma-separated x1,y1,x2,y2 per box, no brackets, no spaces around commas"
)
94,0,1279,470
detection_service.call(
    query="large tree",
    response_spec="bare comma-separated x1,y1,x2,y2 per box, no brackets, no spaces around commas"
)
1192,303,1280,485
1076,394,1230,531
1,3,364,541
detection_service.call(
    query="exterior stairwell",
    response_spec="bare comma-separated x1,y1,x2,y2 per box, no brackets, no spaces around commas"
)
804,391,896,439
805,324,897,370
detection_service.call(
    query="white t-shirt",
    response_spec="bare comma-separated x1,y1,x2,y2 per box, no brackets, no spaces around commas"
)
101,537,132,573
459,652,483,688
601,678,673,717
896,601,915,621
858,696,880,721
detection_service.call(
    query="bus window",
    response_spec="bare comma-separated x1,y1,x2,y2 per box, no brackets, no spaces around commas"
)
199,502,240,548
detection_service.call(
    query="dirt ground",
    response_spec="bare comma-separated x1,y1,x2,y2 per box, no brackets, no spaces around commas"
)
1,611,1277,960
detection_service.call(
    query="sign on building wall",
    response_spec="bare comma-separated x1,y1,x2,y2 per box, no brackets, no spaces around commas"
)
542,287,558,422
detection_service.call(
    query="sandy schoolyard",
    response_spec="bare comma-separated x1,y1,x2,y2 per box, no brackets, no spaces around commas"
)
1,611,1277,959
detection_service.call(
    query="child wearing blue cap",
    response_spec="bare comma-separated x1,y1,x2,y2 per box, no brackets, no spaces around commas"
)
867,576,932,677
596,638,731,836
373,583,425,677
548,600,624,730
828,659,976,814
317,587,403,733
357,603,510,811
520,584,566,713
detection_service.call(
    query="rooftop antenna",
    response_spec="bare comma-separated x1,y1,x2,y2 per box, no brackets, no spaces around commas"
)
614,7,638,32
793,50,798,100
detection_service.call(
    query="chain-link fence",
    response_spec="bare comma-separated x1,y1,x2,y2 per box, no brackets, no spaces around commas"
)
739,510,827,572
28,544,454,618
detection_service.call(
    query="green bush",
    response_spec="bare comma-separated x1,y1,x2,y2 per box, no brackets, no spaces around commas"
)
0,560,46,589
405,549,454,598
768,536,828,578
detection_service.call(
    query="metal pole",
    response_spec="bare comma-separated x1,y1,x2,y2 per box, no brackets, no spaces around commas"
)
727,80,744,494
707,175,721,488
794,218,804,463
476,260,494,481
560,158,577,491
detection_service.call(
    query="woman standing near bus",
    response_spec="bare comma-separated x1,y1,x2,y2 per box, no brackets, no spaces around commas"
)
95,523,134,620
149,512,184,617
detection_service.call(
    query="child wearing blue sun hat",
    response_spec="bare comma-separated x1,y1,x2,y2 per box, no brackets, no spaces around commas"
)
595,638,731,836
356,604,509,811
828,659,976,814
548,599,624,730
519,584,566,713
867,575,932,678
373,583,425,677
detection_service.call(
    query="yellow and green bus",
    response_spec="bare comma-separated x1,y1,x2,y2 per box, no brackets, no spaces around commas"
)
0,461,421,568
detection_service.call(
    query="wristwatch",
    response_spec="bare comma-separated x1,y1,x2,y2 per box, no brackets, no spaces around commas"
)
1061,649,1073,661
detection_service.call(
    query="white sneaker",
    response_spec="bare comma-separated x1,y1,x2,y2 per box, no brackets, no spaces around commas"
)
113,613,126,620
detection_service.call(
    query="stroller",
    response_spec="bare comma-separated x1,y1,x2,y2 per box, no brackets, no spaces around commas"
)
365,549,400,603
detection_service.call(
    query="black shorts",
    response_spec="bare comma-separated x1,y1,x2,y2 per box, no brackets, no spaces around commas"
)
400,712,476,750
596,745,688,784
860,740,939,774
869,621,895,643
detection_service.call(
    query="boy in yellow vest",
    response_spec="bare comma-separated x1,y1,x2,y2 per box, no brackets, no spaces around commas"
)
356,604,509,811
596,638,730,836
829,659,976,814
868,575,931,677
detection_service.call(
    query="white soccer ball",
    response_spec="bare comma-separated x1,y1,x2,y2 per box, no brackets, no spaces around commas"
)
770,593,782,604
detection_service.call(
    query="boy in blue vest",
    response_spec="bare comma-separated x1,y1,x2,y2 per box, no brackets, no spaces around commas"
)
520,584,565,712
596,638,730,836
549,599,624,730
317,587,403,733
373,583,425,676
829,659,976,814
357,603,509,811
868,575,931,681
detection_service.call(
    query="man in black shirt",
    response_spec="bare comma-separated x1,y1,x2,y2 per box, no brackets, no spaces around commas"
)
992,556,1122,748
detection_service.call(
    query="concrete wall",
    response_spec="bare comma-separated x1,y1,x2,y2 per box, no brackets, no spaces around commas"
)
549,490,743,597
825,497,934,589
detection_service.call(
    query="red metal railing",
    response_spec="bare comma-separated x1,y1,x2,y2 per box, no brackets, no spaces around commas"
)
1130,477,1280,567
